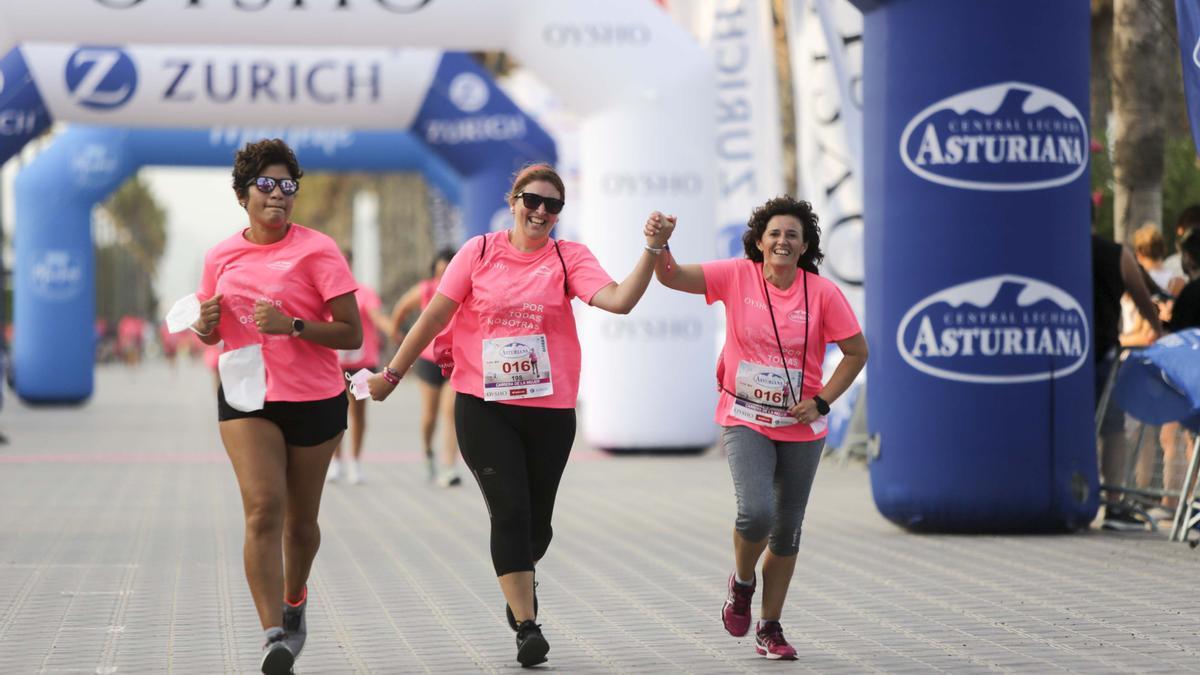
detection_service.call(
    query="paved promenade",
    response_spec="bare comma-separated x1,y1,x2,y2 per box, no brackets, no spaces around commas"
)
1,361,1198,673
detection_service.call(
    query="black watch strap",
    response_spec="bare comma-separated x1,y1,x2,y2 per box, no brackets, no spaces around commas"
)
813,395,830,416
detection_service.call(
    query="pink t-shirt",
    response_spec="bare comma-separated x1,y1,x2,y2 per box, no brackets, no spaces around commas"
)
418,277,439,363
198,223,358,402
437,231,614,409
339,285,382,370
703,258,861,441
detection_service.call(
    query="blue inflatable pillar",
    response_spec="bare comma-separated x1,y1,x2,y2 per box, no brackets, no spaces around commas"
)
14,130,134,402
852,0,1097,531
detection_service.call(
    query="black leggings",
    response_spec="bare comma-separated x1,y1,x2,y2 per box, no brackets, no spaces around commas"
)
455,393,576,576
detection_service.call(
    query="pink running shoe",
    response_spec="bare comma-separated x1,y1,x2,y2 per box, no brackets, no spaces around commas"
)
721,573,755,637
755,620,798,660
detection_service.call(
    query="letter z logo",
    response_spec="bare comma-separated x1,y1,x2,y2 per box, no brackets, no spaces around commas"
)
65,46,137,110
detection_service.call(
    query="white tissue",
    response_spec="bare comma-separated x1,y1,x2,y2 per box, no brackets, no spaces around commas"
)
348,368,373,400
164,293,202,333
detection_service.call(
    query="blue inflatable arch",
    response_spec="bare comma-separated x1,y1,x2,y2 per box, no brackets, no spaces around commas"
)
11,51,556,403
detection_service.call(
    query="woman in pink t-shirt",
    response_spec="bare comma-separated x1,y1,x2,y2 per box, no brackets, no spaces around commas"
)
368,164,669,668
650,196,868,661
190,139,362,675
388,249,460,486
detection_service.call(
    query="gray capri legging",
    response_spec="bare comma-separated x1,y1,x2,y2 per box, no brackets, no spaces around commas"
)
722,425,825,556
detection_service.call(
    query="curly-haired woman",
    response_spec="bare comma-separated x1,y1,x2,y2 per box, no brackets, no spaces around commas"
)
647,196,867,660
191,138,362,675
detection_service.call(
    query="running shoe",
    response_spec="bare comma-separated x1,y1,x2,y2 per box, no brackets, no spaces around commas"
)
325,460,341,483
260,627,294,675
281,586,307,658
436,468,462,488
755,620,798,660
347,460,363,485
515,620,549,667
721,572,755,637
506,579,539,631
1102,504,1146,532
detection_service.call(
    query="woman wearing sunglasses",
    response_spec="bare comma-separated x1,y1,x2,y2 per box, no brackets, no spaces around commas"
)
368,163,670,668
647,197,867,661
190,138,362,675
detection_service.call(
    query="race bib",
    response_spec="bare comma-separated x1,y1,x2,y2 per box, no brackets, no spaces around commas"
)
729,361,801,428
482,335,553,401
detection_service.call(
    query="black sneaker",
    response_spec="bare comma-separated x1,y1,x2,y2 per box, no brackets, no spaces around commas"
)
1102,506,1146,532
515,619,549,667
260,627,294,675
506,579,538,631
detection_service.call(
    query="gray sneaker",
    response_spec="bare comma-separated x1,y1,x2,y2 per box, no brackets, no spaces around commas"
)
281,587,307,658
260,627,294,675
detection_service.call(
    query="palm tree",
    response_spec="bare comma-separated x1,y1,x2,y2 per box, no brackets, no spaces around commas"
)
1110,0,1170,243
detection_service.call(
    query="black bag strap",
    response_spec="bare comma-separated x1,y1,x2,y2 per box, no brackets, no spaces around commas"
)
477,232,568,297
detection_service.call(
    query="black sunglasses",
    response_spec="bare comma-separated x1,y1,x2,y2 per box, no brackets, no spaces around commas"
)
514,192,564,214
248,176,300,196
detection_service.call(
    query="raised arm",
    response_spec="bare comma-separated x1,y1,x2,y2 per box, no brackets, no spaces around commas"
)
368,292,459,401
587,211,678,314
645,212,706,295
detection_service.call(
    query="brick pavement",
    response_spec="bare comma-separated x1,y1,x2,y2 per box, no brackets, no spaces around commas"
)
1,361,1198,673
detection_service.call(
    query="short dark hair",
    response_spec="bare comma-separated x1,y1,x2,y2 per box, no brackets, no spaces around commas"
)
1175,204,1200,232
431,248,455,276
742,196,824,274
1180,227,1200,266
232,138,303,201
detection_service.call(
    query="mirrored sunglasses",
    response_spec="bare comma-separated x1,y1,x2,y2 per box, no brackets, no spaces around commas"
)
249,176,300,196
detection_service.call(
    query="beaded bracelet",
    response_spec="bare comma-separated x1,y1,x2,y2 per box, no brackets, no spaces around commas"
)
381,367,401,385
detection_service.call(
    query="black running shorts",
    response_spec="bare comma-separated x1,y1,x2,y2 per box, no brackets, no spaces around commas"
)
217,387,348,446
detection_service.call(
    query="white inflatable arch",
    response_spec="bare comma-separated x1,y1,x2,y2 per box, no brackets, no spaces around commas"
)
0,0,719,449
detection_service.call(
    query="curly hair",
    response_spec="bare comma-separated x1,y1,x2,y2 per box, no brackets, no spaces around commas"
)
232,138,303,201
507,163,564,205
742,196,824,274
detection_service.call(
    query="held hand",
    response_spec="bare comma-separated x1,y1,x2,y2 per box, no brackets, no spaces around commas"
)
789,398,821,425
193,293,223,334
367,372,396,401
643,212,661,239
253,299,291,335
644,212,676,247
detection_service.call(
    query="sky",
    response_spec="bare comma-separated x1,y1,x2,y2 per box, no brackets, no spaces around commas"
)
141,167,246,306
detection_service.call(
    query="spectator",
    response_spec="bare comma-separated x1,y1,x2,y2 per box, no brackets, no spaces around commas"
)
1157,229,1200,514
1092,230,1162,530
1163,204,1200,279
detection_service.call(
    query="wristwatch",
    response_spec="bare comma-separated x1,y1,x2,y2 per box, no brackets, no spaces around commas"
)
812,395,831,416
290,317,305,337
